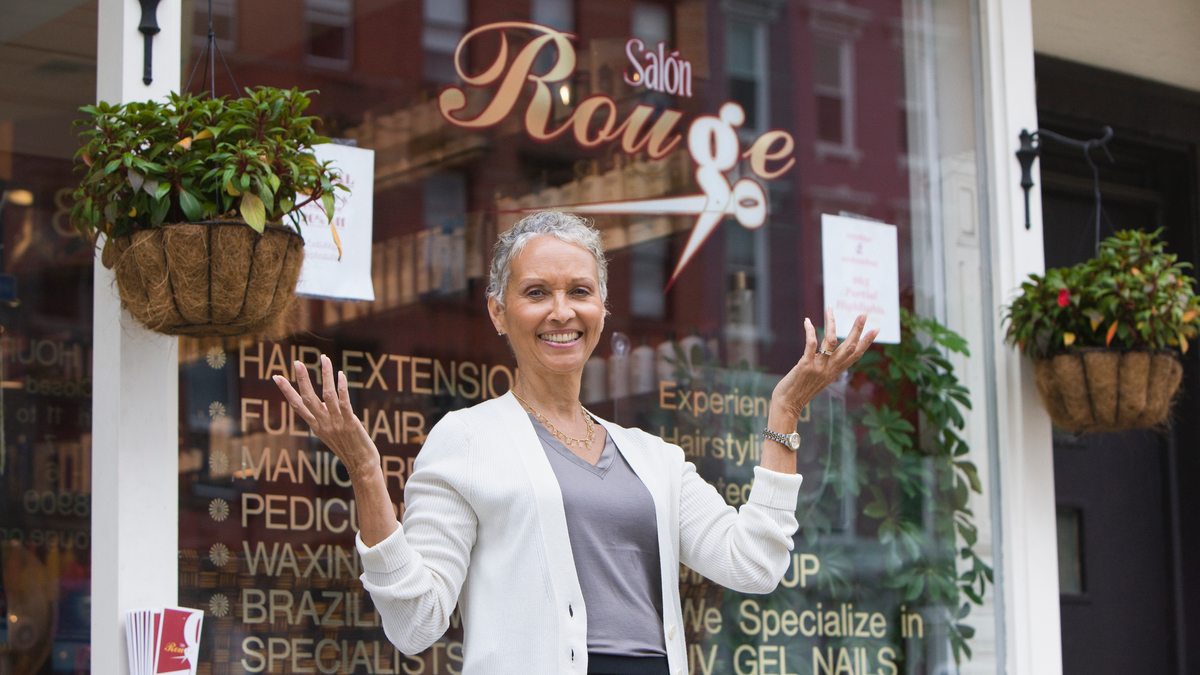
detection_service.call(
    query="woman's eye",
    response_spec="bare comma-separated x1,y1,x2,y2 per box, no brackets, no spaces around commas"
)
526,288,545,298
572,287,592,297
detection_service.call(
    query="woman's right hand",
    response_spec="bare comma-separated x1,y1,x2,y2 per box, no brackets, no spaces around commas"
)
273,354,379,483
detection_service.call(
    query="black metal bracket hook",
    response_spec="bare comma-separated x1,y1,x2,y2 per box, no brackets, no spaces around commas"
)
1017,126,1115,253
1016,129,1040,231
137,0,163,85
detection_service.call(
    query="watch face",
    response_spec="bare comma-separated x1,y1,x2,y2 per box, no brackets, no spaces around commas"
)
788,433,801,450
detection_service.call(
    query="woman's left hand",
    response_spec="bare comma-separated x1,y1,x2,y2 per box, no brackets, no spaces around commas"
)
771,308,878,422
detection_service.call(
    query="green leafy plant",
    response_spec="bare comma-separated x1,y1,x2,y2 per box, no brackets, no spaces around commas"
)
1005,229,1200,358
70,87,346,250
849,309,990,662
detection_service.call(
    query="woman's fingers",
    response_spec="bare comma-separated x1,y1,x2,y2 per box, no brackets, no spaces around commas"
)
833,314,864,361
272,375,318,426
320,354,337,409
843,313,867,346
269,356,375,471
803,317,818,360
336,370,357,421
825,307,837,349
854,328,880,357
293,360,328,417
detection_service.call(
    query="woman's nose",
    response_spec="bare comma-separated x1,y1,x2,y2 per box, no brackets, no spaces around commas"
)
548,292,574,321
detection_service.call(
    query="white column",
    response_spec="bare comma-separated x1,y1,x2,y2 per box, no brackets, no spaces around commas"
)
977,0,1063,674
92,1,182,674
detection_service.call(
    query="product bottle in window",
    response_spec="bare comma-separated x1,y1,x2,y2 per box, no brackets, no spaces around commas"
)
656,331,679,384
609,332,631,399
726,271,758,368
582,353,608,404
678,326,706,375
631,336,657,395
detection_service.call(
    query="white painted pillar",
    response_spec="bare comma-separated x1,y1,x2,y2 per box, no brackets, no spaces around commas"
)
92,1,182,673
977,0,1063,673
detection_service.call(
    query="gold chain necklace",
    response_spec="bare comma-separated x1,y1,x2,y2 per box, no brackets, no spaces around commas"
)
512,391,595,451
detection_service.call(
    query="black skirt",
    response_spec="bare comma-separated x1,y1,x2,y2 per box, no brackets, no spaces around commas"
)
587,654,670,675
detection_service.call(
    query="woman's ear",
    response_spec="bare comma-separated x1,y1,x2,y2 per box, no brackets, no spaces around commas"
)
487,295,506,335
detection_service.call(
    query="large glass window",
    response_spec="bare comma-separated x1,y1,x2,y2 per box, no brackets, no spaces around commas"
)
174,1,1002,673
0,1,97,672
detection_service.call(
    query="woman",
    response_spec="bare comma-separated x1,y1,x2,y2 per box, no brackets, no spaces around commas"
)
274,212,877,675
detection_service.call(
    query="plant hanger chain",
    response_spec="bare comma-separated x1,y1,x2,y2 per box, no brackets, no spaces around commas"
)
183,0,241,219
184,0,239,98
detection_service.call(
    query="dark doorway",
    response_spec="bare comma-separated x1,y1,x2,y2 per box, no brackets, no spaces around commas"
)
1035,54,1200,675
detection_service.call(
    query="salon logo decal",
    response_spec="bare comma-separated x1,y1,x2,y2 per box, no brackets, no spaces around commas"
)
624,38,694,97
438,22,796,288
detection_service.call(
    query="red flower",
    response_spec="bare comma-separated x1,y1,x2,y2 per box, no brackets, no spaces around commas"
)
1058,288,1070,307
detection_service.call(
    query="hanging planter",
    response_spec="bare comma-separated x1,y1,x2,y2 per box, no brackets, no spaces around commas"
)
1006,229,1199,433
1032,350,1182,432
71,87,345,337
111,221,303,336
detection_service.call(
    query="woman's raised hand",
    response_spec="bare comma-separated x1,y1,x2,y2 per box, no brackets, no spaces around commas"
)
272,354,378,483
771,308,878,420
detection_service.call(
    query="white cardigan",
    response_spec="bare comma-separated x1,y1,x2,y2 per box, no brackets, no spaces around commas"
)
357,392,803,675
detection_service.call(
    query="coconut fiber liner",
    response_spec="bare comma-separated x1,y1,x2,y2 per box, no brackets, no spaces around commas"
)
1032,350,1184,433
112,222,304,337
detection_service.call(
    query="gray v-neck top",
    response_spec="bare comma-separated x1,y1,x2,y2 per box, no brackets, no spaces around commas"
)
528,414,667,657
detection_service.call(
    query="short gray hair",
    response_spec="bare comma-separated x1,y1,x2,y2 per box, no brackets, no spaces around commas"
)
487,211,608,308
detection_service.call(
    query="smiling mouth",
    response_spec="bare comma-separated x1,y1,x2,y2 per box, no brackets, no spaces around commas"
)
540,331,582,344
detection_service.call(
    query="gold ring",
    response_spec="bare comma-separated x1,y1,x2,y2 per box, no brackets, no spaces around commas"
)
818,349,835,356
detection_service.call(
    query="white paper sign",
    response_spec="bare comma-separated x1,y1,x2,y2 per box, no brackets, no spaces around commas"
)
821,214,901,344
295,143,376,301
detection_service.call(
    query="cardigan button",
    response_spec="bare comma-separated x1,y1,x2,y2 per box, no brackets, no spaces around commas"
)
668,624,677,640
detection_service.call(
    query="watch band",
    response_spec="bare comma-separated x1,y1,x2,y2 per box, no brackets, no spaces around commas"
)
762,427,801,450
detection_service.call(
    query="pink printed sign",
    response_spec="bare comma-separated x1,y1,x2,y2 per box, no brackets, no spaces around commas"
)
821,214,901,344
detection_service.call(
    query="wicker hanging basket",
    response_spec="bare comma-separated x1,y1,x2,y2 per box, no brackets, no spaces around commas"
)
1032,350,1183,433
110,221,304,337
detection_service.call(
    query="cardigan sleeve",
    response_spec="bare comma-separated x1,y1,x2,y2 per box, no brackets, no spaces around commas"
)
676,455,804,594
356,413,478,654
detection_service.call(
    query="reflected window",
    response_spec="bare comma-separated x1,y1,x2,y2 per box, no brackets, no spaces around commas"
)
814,37,854,158
815,40,844,140
810,2,866,161
1058,505,1085,595
532,0,574,79
532,0,574,31
192,0,237,52
424,0,467,83
305,0,353,68
726,19,766,132
423,172,467,296
630,238,667,319
632,2,670,44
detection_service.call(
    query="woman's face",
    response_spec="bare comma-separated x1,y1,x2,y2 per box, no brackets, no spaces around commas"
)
488,235,605,383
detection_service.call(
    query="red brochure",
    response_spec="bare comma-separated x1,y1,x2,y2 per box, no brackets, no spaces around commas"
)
126,607,203,675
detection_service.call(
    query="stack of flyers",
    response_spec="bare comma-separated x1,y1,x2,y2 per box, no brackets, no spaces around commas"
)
125,607,204,675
